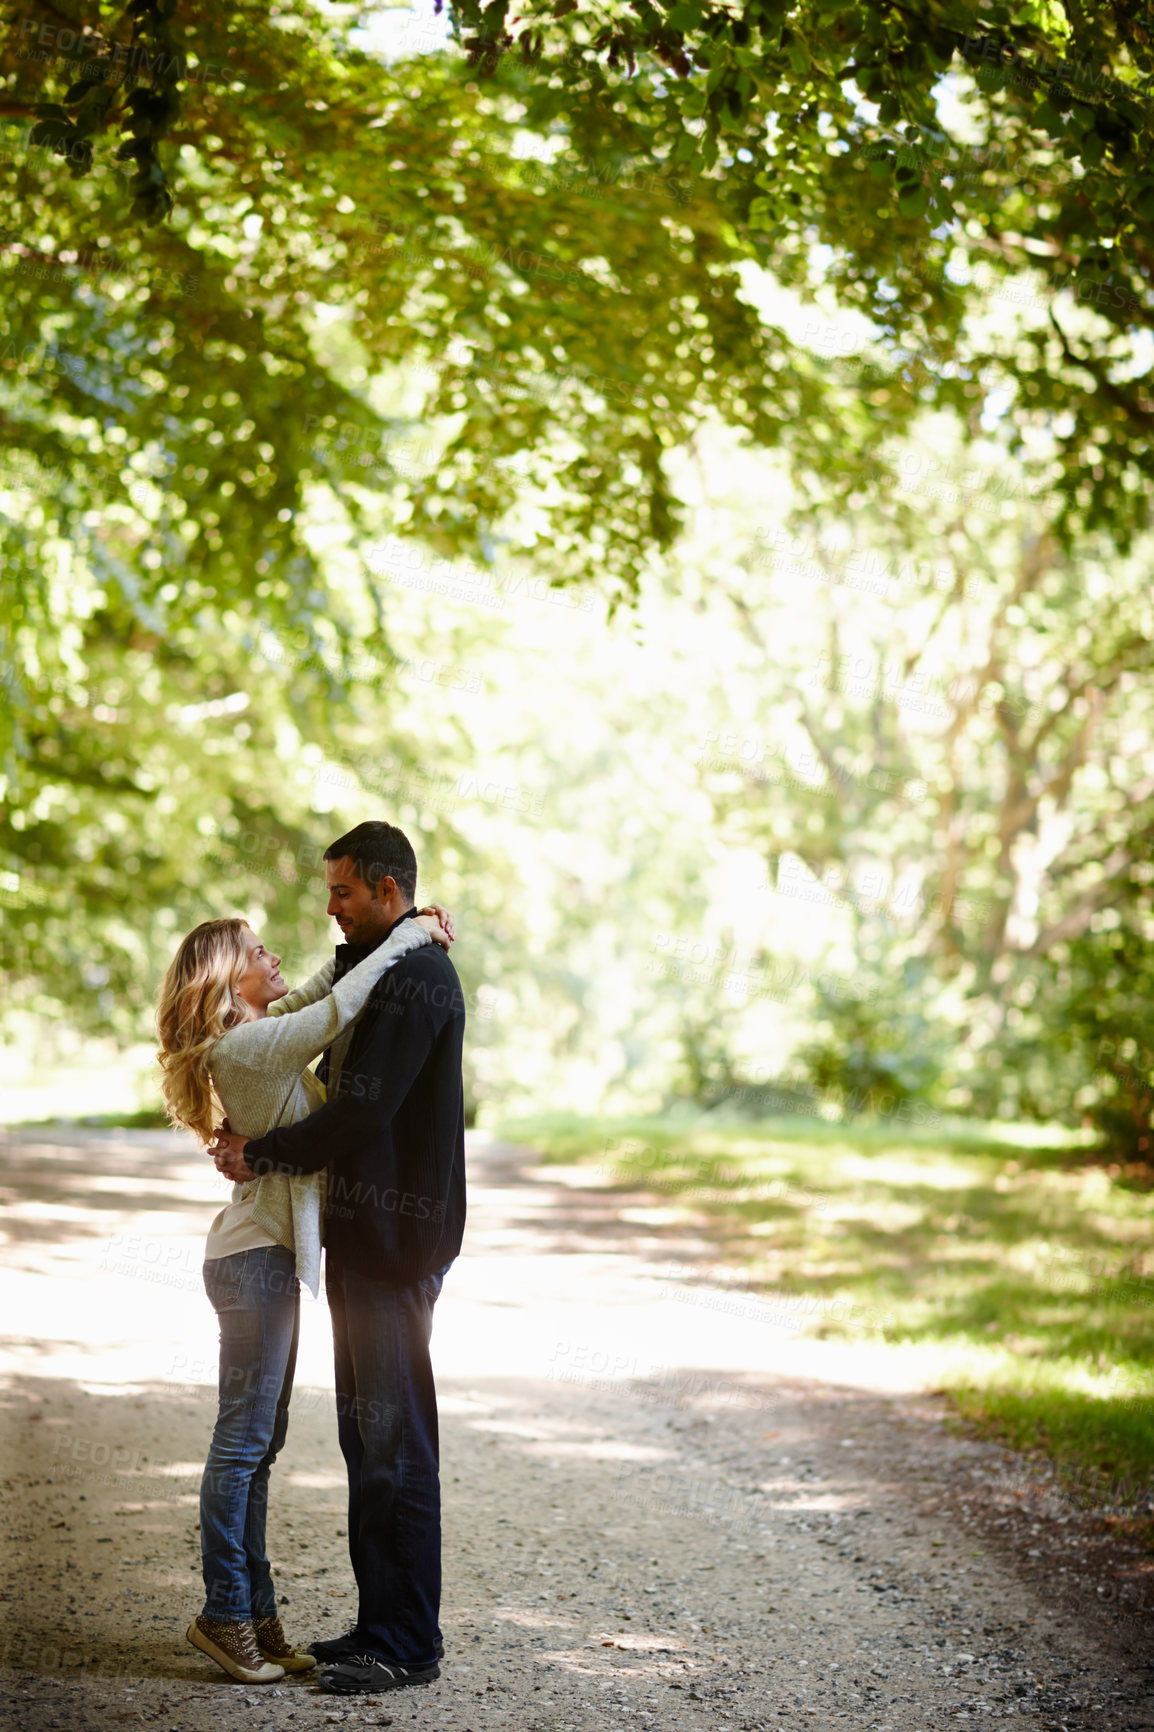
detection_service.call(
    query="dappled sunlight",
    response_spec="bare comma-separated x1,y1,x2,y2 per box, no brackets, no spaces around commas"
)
836,1150,988,1189
595,1633,690,1653
5,6,1154,1716
519,1440,672,1462
509,1114,1154,1485
0,1125,960,1423
2,1121,1150,1521
2,1131,1146,1726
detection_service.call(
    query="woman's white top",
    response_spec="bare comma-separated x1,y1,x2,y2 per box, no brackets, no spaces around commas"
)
203,921,433,1295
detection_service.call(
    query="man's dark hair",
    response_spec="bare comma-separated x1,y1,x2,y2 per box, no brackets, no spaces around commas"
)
324,821,418,900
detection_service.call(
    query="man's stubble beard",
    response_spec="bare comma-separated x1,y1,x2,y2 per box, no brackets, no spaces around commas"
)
349,906,391,945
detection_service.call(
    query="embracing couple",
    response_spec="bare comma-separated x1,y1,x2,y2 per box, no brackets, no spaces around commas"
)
156,820,466,1697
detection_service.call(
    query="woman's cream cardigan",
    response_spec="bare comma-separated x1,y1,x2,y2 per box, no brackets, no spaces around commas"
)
207,921,432,1296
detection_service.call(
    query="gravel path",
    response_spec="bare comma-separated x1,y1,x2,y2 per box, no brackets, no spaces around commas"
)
0,1127,1150,1732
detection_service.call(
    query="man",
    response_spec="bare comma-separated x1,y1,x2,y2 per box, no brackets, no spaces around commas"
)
210,820,466,1696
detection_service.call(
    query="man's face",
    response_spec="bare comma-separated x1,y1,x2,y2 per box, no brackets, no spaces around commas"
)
325,855,394,945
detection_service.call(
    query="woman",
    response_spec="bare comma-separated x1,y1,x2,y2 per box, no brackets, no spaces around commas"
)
157,905,453,1684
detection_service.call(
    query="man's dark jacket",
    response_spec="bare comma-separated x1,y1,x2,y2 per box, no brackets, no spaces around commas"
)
244,911,467,1286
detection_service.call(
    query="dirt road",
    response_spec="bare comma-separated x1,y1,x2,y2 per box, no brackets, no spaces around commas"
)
0,1127,1150,1731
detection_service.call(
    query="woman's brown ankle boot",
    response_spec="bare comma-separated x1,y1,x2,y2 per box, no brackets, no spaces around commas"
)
187,1615,285,1683
253,1614,318,1672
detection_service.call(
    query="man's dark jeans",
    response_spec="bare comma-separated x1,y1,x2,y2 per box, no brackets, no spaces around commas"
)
326,1260,449,1668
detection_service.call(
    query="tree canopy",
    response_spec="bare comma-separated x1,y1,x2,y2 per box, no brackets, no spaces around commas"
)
19,0,1154,548
2,0,813,1027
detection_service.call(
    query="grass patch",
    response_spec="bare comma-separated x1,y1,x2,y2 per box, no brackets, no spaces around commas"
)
497,1111,1153,1503
17,1109,173,1130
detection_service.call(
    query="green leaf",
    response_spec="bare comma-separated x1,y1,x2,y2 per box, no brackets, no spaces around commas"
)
29,119,77,150
897,183,929,219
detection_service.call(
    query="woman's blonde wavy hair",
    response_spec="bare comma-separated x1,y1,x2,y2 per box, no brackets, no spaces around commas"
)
157,918,251,1141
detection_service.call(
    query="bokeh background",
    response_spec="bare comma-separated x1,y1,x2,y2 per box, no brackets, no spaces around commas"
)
1,0,1151,1514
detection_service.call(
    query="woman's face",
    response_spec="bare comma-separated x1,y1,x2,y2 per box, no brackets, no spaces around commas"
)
236,928,288,1013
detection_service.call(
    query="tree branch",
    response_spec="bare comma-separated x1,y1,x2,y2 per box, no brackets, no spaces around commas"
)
1048,305,1154,430
1027,840,1144,956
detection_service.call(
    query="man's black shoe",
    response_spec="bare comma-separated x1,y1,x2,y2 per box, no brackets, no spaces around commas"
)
310,1628,443,1669
319,1655,440,1695
307,1625,360,1664
309,1628,444,1667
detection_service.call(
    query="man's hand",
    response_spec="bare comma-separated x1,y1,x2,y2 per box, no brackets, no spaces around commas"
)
208,1125,256,1184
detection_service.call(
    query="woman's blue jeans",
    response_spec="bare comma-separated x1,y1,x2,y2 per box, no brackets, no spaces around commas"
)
199,1245,300,1622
